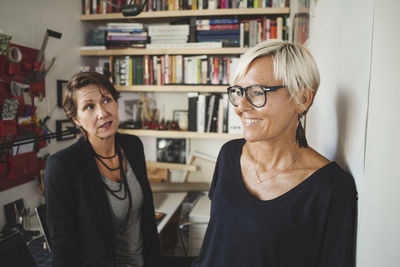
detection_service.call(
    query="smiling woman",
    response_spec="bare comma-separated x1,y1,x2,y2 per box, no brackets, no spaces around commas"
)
192,40,358,267
44,72,162,267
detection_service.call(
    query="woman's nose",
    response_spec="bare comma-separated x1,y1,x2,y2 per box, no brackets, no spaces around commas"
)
97,104,108,119
236,94,253,112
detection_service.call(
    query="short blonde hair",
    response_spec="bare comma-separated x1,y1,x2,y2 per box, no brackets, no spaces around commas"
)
234,40,320,109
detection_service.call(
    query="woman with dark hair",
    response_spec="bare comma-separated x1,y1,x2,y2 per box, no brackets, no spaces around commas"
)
45,72,161,267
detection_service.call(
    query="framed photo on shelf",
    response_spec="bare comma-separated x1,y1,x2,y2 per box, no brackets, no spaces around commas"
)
56,119,77,141
57,80,68,108
173,110,188,131
156,138,186,164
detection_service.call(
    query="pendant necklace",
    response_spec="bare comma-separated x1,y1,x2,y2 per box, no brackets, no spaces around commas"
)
255,146,301,184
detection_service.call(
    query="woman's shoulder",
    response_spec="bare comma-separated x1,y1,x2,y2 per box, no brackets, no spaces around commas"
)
50,137,84,162
221,138,245,154
116,133,142,147
301,148,356,196
310,161,357,199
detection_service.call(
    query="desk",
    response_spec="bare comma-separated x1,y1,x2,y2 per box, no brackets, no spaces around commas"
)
154,192,187,233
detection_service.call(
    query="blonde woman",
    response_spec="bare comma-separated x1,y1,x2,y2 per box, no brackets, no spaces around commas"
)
192,40,357,267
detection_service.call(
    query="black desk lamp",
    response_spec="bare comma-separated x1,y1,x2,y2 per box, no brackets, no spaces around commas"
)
107,0,149,17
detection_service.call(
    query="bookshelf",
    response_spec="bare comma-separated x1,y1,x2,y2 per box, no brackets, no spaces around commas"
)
80,7,291,140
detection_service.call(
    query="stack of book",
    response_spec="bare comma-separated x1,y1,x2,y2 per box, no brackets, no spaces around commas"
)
106,23,148,48
196,19,240,47
148,24,190,44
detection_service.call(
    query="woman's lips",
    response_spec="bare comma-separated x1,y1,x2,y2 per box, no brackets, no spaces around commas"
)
243,118,262,126
100,121,112,128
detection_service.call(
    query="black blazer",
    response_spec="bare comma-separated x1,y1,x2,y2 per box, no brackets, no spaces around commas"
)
44,134,161,267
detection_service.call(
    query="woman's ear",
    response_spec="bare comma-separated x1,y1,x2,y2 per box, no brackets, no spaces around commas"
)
298,88,314,114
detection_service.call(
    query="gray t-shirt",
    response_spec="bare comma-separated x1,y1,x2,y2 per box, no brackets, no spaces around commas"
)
102,160,144,267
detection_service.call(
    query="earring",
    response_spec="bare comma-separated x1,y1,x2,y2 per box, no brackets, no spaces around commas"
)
296,114,308,148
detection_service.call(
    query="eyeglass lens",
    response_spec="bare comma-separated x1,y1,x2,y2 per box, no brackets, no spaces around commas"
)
228,86,266,108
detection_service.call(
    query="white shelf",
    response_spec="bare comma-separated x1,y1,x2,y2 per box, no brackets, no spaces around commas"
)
118,129,242,139
80,7,290,21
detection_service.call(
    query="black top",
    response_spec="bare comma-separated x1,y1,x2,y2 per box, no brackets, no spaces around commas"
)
44,134,161,267
192,139,357,267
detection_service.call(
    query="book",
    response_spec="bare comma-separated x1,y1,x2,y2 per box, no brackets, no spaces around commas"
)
148,25,190,36
196,18,239,25
217,97,224,133
270,19,277,39
196,29,240,36
249,20,258,47
277,17,283,40
222,94,229,132
106,35,148,41
210,94,220,132
196,24,239,31
206,94,215,132
197,94,206,133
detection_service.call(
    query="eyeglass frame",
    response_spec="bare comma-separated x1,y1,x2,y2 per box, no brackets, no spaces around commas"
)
227,84,286,108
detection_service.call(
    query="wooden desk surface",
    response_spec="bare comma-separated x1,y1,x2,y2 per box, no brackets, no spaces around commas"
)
154,192,187,233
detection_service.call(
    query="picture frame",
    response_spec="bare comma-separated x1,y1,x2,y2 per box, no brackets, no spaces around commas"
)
173,110,188,131
55,119,77,141
156,138,186,164
56,79,68,108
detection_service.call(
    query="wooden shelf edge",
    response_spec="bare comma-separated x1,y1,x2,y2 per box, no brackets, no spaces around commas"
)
80,7,290,21
116,85,228,93
80,47,248,56
150,182,210,192
147,161,197,171
118,129,242,139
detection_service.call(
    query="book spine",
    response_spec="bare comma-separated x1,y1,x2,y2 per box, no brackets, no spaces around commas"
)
249,20,257,47
164,55,169,84
222,94,229,133
176,55,183,84
206,94,215,132
156,56,161,85
212,57,219,84
217,97,224,133
188,92,198,132
129,57,133,86
160,56,165,85
196,24,240,30
277,17,283,40
144,55,150,85
210,94,220,132
197,94,206,133
270,19,277,39
196,18,239,25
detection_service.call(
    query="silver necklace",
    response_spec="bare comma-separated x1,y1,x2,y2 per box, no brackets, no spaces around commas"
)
255,146,301,184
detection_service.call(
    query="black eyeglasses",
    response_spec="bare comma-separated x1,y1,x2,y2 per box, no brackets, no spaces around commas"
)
227,85,285,108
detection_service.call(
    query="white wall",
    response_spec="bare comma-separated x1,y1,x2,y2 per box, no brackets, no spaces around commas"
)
307,0,374,186
357,0,400,266
0,0,84,228
307,0,400,266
